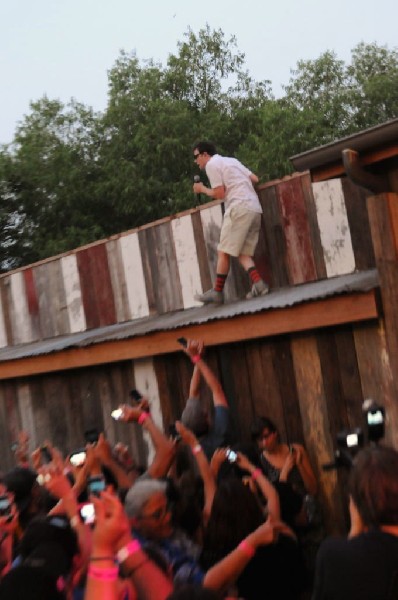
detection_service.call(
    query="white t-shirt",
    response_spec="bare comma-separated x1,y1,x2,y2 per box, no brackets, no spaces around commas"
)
205,154,262,215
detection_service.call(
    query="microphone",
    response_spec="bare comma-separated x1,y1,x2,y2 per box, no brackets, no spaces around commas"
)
194,175,201,202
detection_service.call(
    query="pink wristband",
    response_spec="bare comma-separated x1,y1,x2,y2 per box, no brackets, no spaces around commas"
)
191,354,201,364
88,565,118,581
192,444,202,455
138,412,149,425
251,468,261,481
238,539,256,559
116,539,141,564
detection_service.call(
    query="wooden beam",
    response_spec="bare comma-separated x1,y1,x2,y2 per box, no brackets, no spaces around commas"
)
0,290,379,380
312,144,398,183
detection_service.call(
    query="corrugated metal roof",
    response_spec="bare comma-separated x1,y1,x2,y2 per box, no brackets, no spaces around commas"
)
0,269,379,363
290,118,398,171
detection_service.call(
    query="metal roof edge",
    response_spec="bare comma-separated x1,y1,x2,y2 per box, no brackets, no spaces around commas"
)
0,269,379,363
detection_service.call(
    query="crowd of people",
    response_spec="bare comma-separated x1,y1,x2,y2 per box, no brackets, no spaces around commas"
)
0,339,397,600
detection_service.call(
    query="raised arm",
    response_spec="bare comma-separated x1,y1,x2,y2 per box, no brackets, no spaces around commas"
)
175,421,216,521
185,340,228,408
203,518,293,594
236,452,280,520
116,403,175,479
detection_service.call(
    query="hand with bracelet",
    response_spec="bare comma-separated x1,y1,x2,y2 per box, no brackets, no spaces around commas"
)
86,491,173,600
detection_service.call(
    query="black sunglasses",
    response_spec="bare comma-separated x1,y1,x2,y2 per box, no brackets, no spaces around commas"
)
193,153,201,160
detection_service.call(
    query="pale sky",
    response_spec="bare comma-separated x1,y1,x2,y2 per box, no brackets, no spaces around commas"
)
1,0,397,144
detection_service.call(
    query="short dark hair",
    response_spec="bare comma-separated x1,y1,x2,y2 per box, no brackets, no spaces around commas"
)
250,416,278,441
193,141,217,156
348,445,398,527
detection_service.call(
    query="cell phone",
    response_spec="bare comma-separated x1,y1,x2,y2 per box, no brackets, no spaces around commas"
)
129,389,143,402
80,503,95,524
289,445,295,454
168,423,182,442
177,337,187,348
0,495,11,517
226,449,238,463
111,408,123,421
84,428,99,445
87,475,106,497
69,449,87,467
40,445,52,464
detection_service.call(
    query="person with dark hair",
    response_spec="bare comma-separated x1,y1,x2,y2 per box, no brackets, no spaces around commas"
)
180,340,233,461
251,416,318,516
313,445,398,600
192,141,269,304
201,478,305,599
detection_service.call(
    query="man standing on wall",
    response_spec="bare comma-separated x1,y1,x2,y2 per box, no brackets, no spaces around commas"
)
193,141,269,304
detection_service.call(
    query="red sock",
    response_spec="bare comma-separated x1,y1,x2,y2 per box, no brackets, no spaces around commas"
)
214,273,227,292
247,267,261,284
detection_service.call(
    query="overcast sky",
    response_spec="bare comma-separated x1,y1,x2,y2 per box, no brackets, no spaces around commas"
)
1,0,397,144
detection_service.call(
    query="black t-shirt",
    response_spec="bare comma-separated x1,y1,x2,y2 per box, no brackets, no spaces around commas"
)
312,529,398,600
236,534,306,600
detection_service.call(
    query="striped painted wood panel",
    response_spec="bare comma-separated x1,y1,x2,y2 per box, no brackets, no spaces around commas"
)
119,233,150,320
312,180,355,277
277,178,317,285
61,254,86,333
9,271,35,344
34,261,69,339
106,239,130,323
77,245,117,329
171,215,202,308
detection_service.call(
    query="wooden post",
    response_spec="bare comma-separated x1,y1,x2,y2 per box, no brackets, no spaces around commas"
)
367,192,398,447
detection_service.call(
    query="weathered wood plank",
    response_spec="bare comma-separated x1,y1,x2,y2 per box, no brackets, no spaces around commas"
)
171,215,202,308
300,174,327,280
23,268,41,340
0,291,8,348
61,255,86,334
34,261,69,339
119,233,150,320
341,179,375,270
0,278,13,346
106,239,130,323
134,357,162,464
354,321,398,448
258,185,289,289
77,245,117,329
9,271,34,344
141,223,184,314
312,180,355,277
277,178,317,284
191,211,213,293
291,334,345,533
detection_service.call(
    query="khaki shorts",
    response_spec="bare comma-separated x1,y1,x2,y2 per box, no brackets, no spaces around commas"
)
218,206,262,257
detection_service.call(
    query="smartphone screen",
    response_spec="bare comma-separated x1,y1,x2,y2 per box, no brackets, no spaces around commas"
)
0,495,11,516
69,449,87,467
80,503,95,524
87,476,105,497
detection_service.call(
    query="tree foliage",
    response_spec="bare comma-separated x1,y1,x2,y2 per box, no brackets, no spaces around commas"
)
0,30,397,271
